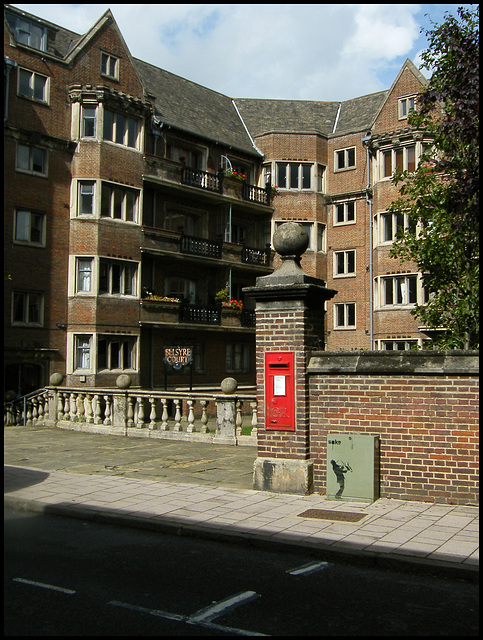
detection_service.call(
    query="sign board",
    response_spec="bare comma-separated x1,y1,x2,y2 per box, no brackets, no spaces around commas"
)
163,346,194,370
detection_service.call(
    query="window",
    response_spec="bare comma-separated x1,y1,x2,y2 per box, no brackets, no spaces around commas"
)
226,343,250,372
101,183,138,222
334,250,356,276
167,143,199,169
101,52,119,79
18,68,49,103
16,144,47,175
164,210,200,236
382,275,417,306
334,303,356,329
276,163,312,190
334,201,355,225
98,336,136,371
382,145,416,178
103,109,139,149
76,259,93,293
335,147,356,170
79,182,95,215
99,260,136,296
165,277,196,304
11,17,46,50
317,223,326,252
381,340,418,351
75,336,91,370
399,96,415,119
82,107,96,137
379,211,416,243
14,209,45,245
12,291,43,325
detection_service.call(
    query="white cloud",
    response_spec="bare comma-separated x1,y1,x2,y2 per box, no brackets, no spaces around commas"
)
9,3,438,100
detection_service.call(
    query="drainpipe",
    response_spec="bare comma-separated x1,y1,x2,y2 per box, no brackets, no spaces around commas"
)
4,57,17,122
362,132,373,349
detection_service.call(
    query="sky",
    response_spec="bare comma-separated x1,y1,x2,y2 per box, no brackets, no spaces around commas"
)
9,4,474,101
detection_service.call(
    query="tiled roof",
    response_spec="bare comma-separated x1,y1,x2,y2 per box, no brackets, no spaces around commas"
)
234,99,340,137
335,91,388,136
133,59,260,156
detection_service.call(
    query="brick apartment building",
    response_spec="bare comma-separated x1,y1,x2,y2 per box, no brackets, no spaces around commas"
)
4,5,431,396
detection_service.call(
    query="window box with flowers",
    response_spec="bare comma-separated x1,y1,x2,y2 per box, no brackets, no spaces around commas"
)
140,294,181,322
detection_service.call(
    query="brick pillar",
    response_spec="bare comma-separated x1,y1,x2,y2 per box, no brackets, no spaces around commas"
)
244,223,336,494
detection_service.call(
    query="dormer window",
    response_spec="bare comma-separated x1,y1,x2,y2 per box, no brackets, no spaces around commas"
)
10,16,46,51
399,96,416,119
101,52,119,80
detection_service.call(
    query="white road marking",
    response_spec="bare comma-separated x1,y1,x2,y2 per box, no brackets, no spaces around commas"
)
109,591,267,636
287,561,330,576
190,590,260,622
13,577,76,594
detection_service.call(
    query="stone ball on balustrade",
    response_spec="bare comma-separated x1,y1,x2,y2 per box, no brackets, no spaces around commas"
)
221,377,238,394
116,374,132,389
49,373,64,386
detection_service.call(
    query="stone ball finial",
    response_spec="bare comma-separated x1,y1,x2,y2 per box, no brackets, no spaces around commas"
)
273,222,309,257
116,374,132,389
221,377,238,394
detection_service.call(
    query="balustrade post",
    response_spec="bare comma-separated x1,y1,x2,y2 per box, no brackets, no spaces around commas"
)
148,396,156,430
160,398,169,430
77,393,85,422
103,395,111,425
127,396,135,428
200,400,208,433
173,399,181,431
85,394,94,423
136,396,144,428
186,399,195,433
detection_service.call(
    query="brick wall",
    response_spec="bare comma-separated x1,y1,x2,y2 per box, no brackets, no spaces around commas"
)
307,351,479,505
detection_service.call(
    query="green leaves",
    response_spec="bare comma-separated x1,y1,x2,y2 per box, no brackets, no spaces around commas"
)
389,6,479,349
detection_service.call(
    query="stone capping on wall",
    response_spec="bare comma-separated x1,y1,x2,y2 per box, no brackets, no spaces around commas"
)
307,350,479,376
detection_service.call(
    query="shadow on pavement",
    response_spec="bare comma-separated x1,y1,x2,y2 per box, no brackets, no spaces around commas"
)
4,466,50,493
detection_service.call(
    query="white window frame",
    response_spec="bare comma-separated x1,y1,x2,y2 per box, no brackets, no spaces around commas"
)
100,52,119,80
17,67,49,103
98,335,137,371
334,302,356,329
377,211,416,245
398,95,416,120
101,182,139,222
334,250,356,277
13,209,46,246
380,144,417,179
375,274,420,308
103,109,139,149
76,258,93,293
74,335,92,371
276,162,312,190
78,181,96,215
334,147,356,171
12,17,46,51
16,143,47,176
99,259,137,297
334,201,356,226
81,106,97,138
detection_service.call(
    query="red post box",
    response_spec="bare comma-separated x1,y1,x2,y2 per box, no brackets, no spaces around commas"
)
265,352,295,431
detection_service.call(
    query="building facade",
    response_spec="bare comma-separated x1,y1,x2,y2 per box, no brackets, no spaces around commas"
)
4,5,430,396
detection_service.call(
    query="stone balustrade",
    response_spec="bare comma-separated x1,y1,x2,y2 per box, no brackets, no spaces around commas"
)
4,386,258,446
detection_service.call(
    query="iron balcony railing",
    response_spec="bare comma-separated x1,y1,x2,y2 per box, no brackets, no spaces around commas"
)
180,235,223,259
179,304,221,325
180,167,272,206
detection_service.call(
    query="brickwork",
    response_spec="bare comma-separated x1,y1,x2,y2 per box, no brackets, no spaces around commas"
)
308,353,479,505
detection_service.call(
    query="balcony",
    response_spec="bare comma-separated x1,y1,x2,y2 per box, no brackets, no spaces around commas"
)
139,299,255,328
180,167,272,206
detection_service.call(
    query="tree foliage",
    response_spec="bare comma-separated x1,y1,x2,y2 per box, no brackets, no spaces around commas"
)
389,5,479,349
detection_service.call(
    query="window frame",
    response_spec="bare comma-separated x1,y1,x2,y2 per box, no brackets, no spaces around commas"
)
334,249,356,277
226,343,250,373
100,52,119,80
334,201,356,226
334,147,356,171
17,67,49,104
75,335,92,371
98,335,137,371
13,209,46,246
16,143,47,176
99,259,137,297
103,109,139,149
76,258,93,293
381,144,417,179
101,183,139,222
398,96,416,120
12,17,46,51
276,162,313,190
12,291,44,326
334,302,356,329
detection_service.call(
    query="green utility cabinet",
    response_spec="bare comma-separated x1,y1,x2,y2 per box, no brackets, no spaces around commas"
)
326,434,380,502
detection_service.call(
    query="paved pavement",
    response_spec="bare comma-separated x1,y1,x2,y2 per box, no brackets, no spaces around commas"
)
4,425,479,578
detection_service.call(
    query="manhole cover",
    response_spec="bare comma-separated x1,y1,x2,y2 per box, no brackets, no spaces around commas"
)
298,509,367,522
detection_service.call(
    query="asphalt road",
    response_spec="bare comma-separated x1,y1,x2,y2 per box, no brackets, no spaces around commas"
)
4,506,479,636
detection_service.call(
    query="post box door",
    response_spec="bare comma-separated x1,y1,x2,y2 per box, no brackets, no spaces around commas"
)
265,352,295,431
